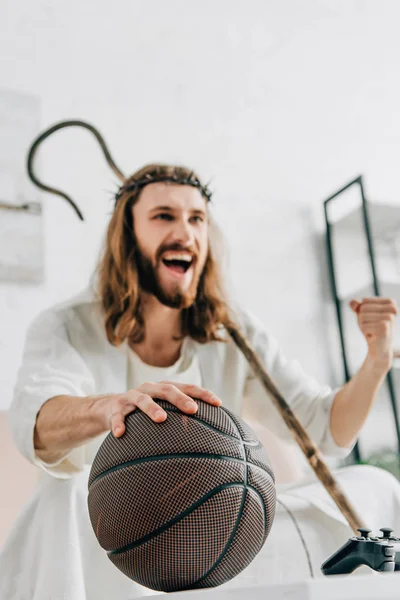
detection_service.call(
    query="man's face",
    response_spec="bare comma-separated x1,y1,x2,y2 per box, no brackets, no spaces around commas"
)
132,182,209,309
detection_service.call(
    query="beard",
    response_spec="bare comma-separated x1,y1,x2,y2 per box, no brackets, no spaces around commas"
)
134,244,202,309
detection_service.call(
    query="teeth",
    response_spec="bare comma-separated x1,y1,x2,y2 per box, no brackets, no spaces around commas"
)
162,252,193,262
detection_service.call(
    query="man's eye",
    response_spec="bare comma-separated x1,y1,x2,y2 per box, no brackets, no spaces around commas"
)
154,213,173,221
190,216,204,223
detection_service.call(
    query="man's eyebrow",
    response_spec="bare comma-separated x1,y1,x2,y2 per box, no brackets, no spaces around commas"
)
149,206,206,216
149,205,174,212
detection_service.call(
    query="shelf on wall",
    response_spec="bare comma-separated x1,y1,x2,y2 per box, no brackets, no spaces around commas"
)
330,203,400,301
330,202,400,239
324,175,400,461
338,278,400,303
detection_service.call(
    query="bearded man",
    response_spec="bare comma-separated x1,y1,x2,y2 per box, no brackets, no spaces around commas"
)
2,164,400,600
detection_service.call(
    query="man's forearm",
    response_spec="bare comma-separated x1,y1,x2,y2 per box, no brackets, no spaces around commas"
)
34,394,109,463
330,356,389,448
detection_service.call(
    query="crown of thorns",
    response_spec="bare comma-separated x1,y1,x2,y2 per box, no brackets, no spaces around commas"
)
115,173,213,205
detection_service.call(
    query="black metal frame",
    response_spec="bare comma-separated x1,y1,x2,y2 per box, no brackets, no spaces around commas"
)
324,175,400,461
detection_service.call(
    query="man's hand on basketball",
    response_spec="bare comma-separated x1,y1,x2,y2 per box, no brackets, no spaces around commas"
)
96,382,222,438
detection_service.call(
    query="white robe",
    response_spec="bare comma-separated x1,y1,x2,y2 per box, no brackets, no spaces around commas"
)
2,287,399,600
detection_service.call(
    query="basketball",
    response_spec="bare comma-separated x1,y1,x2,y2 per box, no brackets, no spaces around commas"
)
87,399,276,592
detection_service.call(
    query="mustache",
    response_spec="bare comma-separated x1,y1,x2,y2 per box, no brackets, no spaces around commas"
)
156,243,198,263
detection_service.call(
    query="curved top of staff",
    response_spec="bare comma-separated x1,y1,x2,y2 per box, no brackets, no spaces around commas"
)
26,120,126,221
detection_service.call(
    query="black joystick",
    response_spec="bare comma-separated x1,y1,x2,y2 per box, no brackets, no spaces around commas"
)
380,528,394,539
357,528,372,538
321,527,396,575
377,528,400,571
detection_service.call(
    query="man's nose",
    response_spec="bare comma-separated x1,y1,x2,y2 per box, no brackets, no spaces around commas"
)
171,218,194,246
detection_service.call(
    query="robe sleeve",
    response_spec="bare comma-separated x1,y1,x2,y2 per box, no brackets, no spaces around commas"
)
8,309,96,479
241,312,354,458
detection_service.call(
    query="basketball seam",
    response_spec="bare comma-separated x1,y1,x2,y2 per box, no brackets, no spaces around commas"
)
107,482,245,555
89,407,264,486
221,408,274,549
89,452,274,486
189,488,248,588
220,407,247,479
106,482,267,557
188,485,269,589
186,407,253,588
156,406,262,446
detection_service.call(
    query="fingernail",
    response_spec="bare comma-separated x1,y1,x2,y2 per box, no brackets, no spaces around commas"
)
185,401,197,411
155,410,166,420
114,427,123,437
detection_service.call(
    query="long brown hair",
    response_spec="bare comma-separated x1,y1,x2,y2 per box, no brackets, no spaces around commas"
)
97,163,234,346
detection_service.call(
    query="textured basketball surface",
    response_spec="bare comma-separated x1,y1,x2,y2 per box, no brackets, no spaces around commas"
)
88,400,276,592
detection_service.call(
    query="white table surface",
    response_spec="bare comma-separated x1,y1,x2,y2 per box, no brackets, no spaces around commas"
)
136,571,400,600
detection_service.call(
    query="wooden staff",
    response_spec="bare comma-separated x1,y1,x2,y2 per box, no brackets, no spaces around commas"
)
226,324,366,534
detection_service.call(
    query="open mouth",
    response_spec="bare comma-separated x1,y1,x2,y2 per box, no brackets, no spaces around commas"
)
161,257,193,275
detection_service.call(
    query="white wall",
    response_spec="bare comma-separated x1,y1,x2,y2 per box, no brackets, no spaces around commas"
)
2,0,400,411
